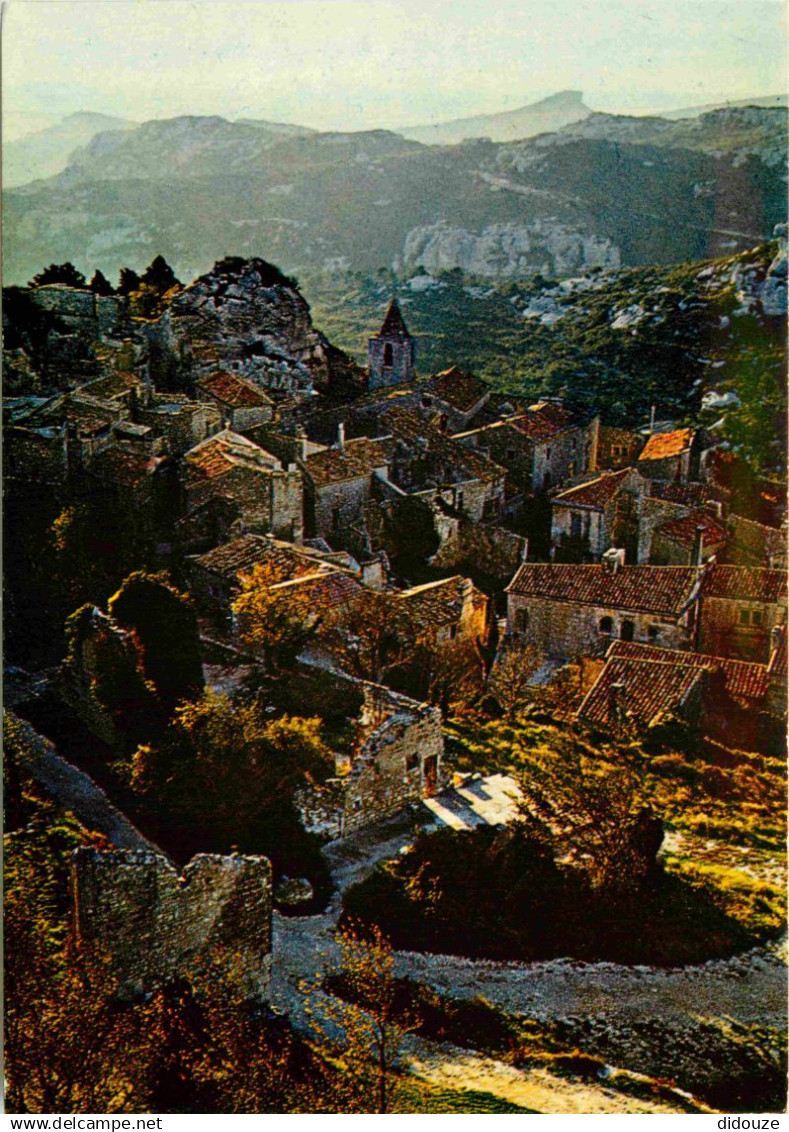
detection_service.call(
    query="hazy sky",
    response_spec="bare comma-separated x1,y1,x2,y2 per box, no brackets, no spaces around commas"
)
3,0,786,139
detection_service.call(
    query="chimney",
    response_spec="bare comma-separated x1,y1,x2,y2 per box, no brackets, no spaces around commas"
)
609,681,625,724
602,547,625,573
692,525,705,567
296,426,307,463
337,422,346,453
769,626,782,662
520,537,529,563
649,405,656,434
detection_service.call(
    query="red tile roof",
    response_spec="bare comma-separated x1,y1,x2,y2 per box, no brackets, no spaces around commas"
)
654,510,728,548
270,570,362,615
506,563,701,616
189,535,323,584
304,437,389,488
553,468,636,510
607,640,770,702
397,575,486,628
184,430,280,482
702,564,787,603
427,368,490,413
650,481,713,507
195,370,273,409
639,428,694,462
579,654,705,729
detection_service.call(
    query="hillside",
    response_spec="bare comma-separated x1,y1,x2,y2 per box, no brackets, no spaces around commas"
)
2,111,137,187
301,239,787,474
395,90,592,145
4,107,785,287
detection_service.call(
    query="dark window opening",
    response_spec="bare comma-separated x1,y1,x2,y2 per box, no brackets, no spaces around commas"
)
599,616,613,634
383,343,394,367
648,625,659,641
406,754,419,772
621,619,635,641
517,608,530,632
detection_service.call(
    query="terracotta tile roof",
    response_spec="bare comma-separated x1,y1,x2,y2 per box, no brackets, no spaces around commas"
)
639,428,694,462
195,370,273,409
607,640,769,702
303,437,389,488
82,372,144,401
702,564,787,603
650,481,712,507
507,410,565,442
397,575,485,628
579,655,706,728
426,368,490,413
506,563,701,616
654,510,728,548
188,535,322,584
553,468,636,510
270,570,362,614
184,430,280,482
87,446,165,488
376,297,411,339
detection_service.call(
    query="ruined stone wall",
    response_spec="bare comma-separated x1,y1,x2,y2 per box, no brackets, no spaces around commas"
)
136,400,222,455
4,425,68,484
228,404,274,432
270,468,304,542
638,451,691,482
312,475,374,540
533,426,593,493
597,426,644,470
72,848,272,1002
507,593,694,659
430,513,527,584
412,476,496,524
635,496,691,564
698,596,785,662
28,287,129,343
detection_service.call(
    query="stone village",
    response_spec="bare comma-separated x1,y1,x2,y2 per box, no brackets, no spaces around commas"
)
4,256,787,1025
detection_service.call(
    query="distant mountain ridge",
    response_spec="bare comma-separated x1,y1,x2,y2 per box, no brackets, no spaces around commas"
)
395,90,591,145
3,111,137,187
4,104,785,287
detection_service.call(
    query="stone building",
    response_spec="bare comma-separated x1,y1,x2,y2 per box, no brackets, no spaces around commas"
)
295,674,444,839
180,429,304,545
550,468,649,561
72,848,272,1002
194,370,274,431
726,514,787,570
698,564,788,662
649,510,728,566
454,401,599,495
596,425,645,471
301,433,391,541
579,638,781,749
397,575,493,648
505,558,703,659
420,367,491,433
637,428,695,482
367,297,416,390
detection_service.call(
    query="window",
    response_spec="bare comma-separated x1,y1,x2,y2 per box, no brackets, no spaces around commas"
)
516,608,530,632
353,798,362,811
449,624,458,640
383,343,394,367
570,513,582,538
506,448,516,461
332,507,341,529
648,625,660,641
752,609,765,627
406,754,419,772
599,616,613,634
546,448,552,459
620,620,635,641
456,490,465,511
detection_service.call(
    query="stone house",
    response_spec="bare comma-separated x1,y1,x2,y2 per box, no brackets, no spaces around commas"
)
454,401,599,495
72,848,272,1002
397,575,493,648
596,425,645,471
637,428,695,482
301,433,391,541
135,392,222,455
505,557,703,659
726,515,787,570
180,429,304,545
380,406,507,522
294,672,444,839
550,468,649,561
649,509,728,566
194,370,274,431
367,297,416,390
698,564,788,662
420,367,491,433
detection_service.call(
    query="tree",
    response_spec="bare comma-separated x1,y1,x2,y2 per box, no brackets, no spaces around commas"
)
487,640,543,721
28,262,87,289
89,270,114,295
321,591,414,684
108,571,204,710
232,563,322,673
516,735,662,898
117,267,141,296
140,254,181,292
305,922,416,1113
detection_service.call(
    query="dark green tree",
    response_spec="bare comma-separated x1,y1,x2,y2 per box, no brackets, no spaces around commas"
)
89,270,114,295
117,267,141,296
28,263,86,289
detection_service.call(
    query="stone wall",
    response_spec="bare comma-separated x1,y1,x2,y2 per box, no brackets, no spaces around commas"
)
507,593,695,659
698,596,785,662
310,475,375,540
368,336,415,390
72,848,272,1001
28,286,129,343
